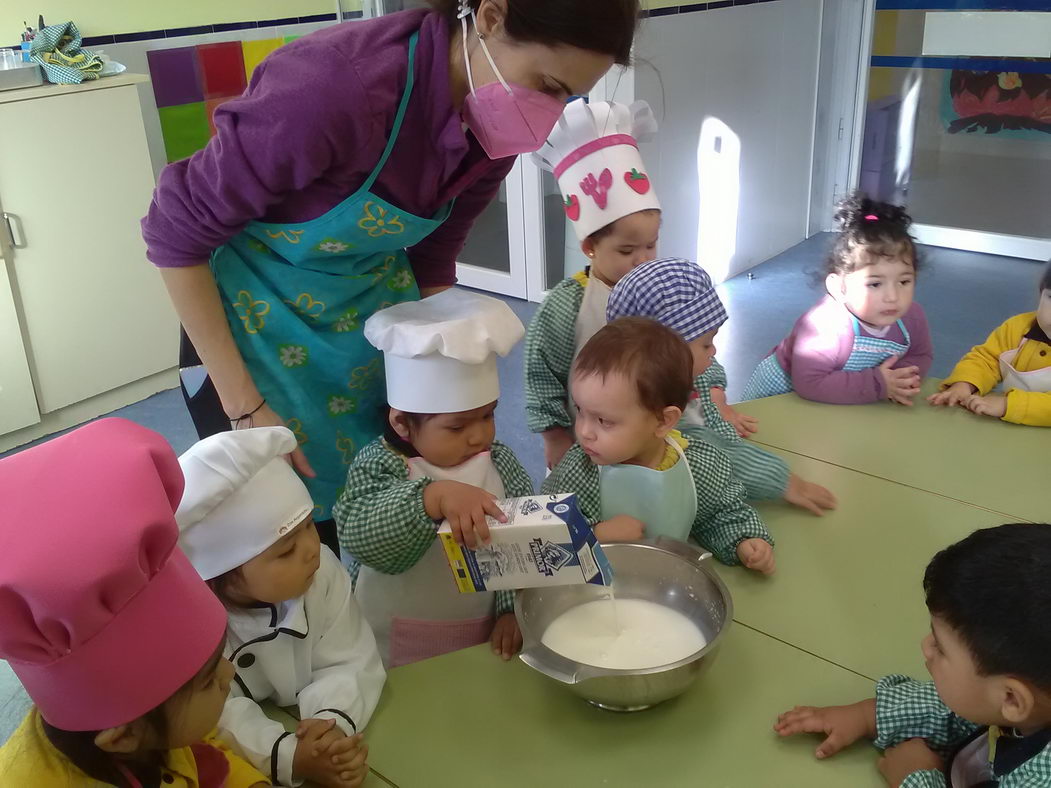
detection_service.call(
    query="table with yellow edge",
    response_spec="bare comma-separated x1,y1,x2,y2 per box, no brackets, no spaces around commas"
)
313,382,1045,786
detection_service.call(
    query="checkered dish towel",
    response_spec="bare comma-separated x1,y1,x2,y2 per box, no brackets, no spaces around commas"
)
30,22,104,84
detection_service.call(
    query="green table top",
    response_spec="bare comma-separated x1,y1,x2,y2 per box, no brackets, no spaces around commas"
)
734,379,1047,523
715,451,1007,681
364,629,884,788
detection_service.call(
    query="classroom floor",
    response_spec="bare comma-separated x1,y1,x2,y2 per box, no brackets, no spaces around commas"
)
0,233,1043,744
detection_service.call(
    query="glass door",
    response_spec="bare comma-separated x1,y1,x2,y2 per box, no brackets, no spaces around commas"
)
858,2,1051,260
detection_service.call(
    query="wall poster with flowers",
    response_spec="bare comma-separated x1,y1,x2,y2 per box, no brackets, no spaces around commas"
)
941,68,1051,140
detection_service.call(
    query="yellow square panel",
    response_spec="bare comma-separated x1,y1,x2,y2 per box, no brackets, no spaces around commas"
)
242,38,285,82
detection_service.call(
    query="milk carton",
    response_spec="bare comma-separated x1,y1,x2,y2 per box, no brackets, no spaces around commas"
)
438,493,614,593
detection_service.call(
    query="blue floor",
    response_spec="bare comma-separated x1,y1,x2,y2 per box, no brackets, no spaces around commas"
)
0,234,1043,743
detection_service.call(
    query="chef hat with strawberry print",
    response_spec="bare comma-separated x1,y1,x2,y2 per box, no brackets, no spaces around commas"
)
533,99,661,242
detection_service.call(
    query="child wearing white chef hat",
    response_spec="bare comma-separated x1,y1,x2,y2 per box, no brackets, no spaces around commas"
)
525,99,663,470
333,288,534,668
176,426,385,788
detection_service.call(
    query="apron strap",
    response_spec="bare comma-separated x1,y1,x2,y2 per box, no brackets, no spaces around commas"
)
360,31,420,194
896,318,910,345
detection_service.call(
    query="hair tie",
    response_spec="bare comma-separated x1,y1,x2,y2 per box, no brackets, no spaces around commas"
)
864,214,879,222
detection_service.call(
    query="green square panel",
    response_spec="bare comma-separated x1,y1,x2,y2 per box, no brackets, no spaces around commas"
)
157,102,211,163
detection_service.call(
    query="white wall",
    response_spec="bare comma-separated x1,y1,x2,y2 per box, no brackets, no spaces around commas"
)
634,0,823,281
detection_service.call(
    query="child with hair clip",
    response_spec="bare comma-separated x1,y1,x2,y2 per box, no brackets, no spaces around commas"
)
928,260,1051,426
333,288,534,667
0,418,267,788
744,194,933,405
776,523,1051,786
543,317,777,575
607,257,836,516
176,426,385,788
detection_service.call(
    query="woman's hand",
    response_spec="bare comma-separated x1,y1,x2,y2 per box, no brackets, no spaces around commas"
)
774,699,877,759
232,400,316,478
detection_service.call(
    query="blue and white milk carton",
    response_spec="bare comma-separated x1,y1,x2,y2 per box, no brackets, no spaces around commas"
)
438,493,614,593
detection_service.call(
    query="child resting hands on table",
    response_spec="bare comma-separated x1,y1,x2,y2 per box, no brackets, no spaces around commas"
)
607,257,836,517
177,427,384,788
775,523,1051,787
744,194,933,406
543,316,776,575
928,260,1051,426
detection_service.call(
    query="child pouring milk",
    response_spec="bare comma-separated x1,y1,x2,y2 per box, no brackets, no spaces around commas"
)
176,426,385,787
0,418,267,787
525,98,662,470
606,257,836,516
928,260,1051,426
334,289,534,666
543,317,776,575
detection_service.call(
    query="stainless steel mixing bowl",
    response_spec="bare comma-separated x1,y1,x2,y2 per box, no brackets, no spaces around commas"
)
515,538,733,712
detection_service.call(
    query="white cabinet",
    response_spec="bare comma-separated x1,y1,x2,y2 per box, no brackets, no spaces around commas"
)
0,75,178,444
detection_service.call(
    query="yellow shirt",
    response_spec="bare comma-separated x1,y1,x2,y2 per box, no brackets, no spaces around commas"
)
941,312,1051,427
0,709,268,787
656,431,690,471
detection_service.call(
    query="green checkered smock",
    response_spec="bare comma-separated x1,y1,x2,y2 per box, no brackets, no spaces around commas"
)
333,438,534,616
682,361,791,500
874,675,1051,787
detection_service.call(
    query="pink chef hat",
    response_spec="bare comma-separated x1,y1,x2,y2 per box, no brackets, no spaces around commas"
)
0,418,228,731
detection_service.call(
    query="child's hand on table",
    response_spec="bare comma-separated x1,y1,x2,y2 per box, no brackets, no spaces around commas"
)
542,427,575,470
736,538,775,574
490,612,523,661
878,357,921,406
963,393,1007,419
773,698,876,759
594,514,645,543
926,381,976,407
878,738,944,788
783,474,837,516
424,480,507,549
712,387,759,437
294,719,368,787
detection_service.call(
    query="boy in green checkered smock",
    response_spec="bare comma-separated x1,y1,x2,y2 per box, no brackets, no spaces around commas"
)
542,317,776,574
607,258,837,516
776,523,1051,787
333,290,533,668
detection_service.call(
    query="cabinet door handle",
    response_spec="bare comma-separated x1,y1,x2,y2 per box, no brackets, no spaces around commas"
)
3,212,26,249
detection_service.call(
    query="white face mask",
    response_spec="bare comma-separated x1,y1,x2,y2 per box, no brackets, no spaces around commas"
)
1037,289,1051,338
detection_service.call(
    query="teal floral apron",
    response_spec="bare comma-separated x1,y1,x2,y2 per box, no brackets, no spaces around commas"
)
210,32,452,517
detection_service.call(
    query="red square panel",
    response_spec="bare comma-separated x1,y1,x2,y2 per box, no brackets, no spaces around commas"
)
198,42,247,99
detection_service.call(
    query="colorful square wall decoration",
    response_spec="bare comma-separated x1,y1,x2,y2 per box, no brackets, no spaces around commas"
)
148,37,290,162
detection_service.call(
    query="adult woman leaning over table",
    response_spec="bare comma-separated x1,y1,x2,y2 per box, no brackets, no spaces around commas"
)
142,0,639,553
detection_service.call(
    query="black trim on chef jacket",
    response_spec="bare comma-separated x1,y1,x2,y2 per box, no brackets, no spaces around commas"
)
227,603,311,700
318,708,357,733
271,731,294,784
943,725,1051,785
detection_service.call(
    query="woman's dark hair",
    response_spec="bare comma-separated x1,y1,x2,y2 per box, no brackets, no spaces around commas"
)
39,643,224,787
923,523,1051,693
587,208,661,244
1039,259,1051,293
824,192,919,276
381,406,437,458
429,0,640,66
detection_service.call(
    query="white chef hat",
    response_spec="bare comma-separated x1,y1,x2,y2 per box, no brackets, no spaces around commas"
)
364,288,524,414
175,427,314,580
533,99,661,242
